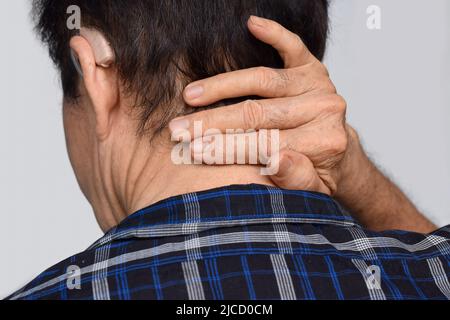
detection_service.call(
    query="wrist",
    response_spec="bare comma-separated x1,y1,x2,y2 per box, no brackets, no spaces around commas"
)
334,126,437,232
335,125,375,205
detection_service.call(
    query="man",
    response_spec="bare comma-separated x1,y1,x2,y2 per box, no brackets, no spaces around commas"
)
7,0,449,300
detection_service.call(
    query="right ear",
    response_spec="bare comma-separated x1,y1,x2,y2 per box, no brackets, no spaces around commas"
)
69,34,120,141
70,35,97,82
70,27,115,77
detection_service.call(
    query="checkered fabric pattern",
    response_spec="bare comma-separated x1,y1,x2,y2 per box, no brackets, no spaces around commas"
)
6,184,450,300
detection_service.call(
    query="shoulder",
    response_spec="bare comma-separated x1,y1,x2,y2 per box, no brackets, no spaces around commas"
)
5,247,98,300
6,237,158,300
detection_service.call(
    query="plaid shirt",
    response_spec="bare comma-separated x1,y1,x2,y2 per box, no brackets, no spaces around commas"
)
7,184,450,300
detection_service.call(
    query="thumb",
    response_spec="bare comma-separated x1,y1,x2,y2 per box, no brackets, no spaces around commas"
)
270,150,331,195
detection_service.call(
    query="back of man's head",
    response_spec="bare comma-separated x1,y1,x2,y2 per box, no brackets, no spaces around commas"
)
33,0,329,135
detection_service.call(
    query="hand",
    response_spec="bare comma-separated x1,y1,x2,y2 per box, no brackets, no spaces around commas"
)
169,16,436,232
169,16,357,196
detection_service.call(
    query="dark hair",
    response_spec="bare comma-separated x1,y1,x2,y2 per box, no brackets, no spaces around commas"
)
32,0,329,135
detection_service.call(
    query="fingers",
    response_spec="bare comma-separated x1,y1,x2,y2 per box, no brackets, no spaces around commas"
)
187,123,346,169
171,93,338,141
183,16,327,107
183,66,328,107
247,16,317,68
185,128,342,195
183,68,293,107
189,133,331,195
270,150,331,195
190,129,284,166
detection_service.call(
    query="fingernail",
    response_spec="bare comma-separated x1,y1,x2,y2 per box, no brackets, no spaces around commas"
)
169,118,189,131
184,85,204,100
249,15,266,28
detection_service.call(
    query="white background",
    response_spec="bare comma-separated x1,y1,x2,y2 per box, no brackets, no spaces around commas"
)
1,0,449,298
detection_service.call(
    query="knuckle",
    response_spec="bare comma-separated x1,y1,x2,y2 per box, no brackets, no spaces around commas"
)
311,76,335,94
310,59,327,74
317,125,348,157
256,67,273,88
319,78,337,93
334,95,348,113
332,131,349,154
298,173,319,192
242,99,265,129
256,67,289,94
318,94,347,115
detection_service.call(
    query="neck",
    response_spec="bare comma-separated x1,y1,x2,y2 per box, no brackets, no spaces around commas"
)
94,128,275,231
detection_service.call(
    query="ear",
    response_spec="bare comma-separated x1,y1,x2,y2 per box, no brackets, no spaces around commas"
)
70,29,119,141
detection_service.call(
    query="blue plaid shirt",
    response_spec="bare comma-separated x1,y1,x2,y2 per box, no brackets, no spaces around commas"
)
7,184,450,300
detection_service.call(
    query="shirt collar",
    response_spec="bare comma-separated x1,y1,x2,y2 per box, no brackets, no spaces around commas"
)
89,184,356,250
